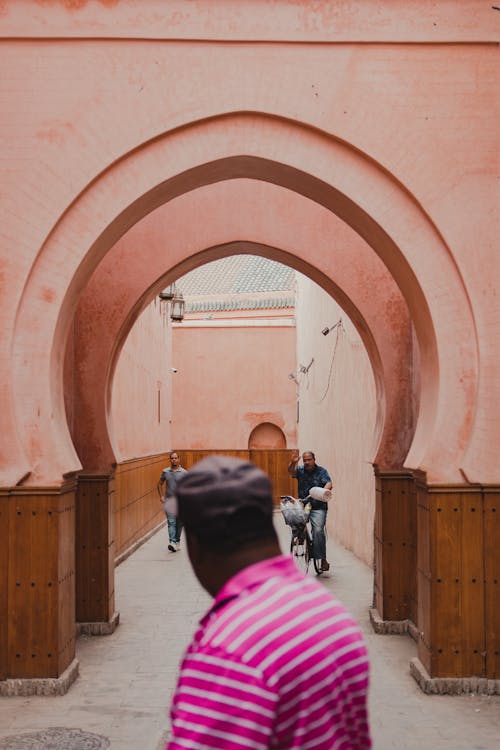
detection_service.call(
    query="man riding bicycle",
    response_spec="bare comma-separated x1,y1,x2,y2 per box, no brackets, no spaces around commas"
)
287,449,332,572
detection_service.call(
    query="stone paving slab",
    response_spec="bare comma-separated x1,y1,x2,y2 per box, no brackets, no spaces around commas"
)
0,515,499,749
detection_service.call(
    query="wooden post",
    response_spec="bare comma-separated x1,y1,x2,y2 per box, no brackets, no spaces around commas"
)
418,483,486,678
484,486,500,679
0,482,76,680
75,474,116,627
373,468,417,625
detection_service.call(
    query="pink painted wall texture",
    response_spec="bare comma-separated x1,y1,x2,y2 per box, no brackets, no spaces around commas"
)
171,319,297,451
111,299,172,461
295,275,380,566
0,2,498,492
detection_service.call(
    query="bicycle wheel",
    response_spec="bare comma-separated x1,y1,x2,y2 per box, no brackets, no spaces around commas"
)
304,528,322,575
290,530,310,573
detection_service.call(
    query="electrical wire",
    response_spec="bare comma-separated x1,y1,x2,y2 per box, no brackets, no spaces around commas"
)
317,320,344,403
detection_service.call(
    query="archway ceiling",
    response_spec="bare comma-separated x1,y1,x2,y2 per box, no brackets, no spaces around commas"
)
10,115,477,484
73,178,413,475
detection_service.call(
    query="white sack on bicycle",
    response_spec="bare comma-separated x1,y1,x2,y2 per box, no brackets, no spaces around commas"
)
309,486,333,503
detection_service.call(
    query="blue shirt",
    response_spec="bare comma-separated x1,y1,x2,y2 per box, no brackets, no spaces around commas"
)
295,464,332,508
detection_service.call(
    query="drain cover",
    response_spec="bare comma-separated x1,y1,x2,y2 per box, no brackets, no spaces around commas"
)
0,728,110,749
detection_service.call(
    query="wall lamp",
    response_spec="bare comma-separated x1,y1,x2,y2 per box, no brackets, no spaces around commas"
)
159,284,186,322
170,292,185,322
322,318,342,336
159,283,176,301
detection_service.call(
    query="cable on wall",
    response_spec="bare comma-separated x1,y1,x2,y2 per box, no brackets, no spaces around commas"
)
317,319,344,403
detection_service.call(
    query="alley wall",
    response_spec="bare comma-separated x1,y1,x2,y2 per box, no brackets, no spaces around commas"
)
171,320,297,451
295,274,377,566
111,299,172,460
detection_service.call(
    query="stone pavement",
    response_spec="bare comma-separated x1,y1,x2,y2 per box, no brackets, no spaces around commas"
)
0,516,499,749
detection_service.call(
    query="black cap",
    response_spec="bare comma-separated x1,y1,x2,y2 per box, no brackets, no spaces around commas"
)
166,455,273,534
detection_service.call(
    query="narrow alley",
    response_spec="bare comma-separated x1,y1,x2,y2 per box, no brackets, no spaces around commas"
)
0,518,498,750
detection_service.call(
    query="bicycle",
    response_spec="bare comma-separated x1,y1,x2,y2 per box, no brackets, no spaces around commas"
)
280,495,323,575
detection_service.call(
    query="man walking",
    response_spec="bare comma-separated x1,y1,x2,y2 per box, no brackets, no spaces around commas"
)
165,455,371,749
158,451,187,551
288,449,333,572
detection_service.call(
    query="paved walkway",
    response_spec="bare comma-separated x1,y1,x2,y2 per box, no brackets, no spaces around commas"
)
0,517,499,749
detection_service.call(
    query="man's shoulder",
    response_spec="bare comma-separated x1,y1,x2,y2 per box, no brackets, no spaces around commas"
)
201,574,351,664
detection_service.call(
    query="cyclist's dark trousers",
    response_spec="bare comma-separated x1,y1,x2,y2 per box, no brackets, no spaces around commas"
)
309,508,327,560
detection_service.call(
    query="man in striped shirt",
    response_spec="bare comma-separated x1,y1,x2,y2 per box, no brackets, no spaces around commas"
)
166,455,371,749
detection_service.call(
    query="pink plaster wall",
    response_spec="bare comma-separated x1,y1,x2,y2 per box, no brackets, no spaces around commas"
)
111,299,172,461
171,320,297,450
2,2,494,42
0,2,498,490
295,275,379,566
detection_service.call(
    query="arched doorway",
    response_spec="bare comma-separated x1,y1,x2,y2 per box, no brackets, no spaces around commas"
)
248,423,287,450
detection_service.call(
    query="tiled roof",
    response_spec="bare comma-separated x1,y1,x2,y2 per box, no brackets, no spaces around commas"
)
186,295,295,313
176,255,295,296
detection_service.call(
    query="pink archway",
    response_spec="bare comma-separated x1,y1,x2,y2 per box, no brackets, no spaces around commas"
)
1,8,496,689
9,114,477,485
248,423,287,450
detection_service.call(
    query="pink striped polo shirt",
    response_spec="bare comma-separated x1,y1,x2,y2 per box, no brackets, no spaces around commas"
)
167,554,371,749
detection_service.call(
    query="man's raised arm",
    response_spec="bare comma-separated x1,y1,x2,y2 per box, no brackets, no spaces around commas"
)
288,449,300,477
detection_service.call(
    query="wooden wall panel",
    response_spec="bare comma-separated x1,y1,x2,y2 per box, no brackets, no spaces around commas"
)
76,476,113,623
108,476,116,618
484,488,500,679
114,453,168,558
373,477,383,615
426,487,485,678
460,492,485,677
374,540,383,615
0,489,9,680
57,491,76,675
417,474,431,672
5,484,75,679
373,470,416,623
9,494,58,678
178,449,295,504
250,449,296,501
417,567,432,673
429,490,462,676
180,450,249,470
